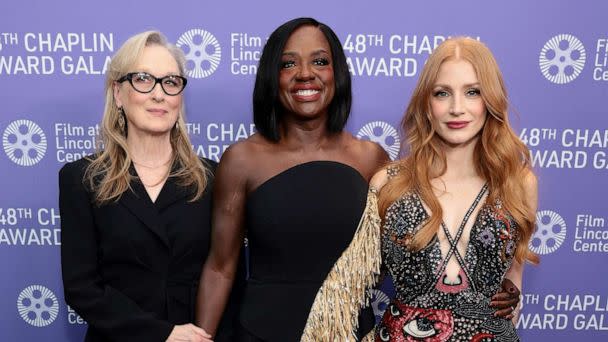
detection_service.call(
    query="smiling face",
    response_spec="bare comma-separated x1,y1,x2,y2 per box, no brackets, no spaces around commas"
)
430,58,487,148
278,25,335,121
113,44,182,138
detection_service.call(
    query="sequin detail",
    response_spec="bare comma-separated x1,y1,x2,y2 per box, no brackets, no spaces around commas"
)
377,186,520,342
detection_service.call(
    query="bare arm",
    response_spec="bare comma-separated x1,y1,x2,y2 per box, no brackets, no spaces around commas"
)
195,144,248,336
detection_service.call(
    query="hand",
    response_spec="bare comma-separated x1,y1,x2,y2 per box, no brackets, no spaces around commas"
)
166,324,213,342
490,278,520,319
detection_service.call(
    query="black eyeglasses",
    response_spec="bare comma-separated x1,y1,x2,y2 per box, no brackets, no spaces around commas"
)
117,72,187,96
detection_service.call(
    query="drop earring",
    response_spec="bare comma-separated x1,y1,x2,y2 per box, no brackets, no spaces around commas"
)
118,107,126,132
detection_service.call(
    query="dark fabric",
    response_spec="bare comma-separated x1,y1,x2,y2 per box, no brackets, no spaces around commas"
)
357,306,376,338
239,161,369,341
60,157,241,342
236,322,265,342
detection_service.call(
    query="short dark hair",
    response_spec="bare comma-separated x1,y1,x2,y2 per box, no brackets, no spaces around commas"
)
253,17,352,142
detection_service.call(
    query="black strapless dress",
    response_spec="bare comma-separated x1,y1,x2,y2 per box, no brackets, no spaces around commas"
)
238,161,375,341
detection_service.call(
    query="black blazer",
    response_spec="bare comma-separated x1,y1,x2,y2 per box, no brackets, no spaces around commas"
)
59,157,240,342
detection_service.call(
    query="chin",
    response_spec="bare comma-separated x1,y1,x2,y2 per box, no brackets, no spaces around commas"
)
438,134,479,147
144,126,174,136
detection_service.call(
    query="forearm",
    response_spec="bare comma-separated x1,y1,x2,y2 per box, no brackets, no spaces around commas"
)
195,263,237,336
505,260,524,324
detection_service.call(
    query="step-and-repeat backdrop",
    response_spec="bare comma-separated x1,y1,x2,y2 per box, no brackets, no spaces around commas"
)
1,1,606,340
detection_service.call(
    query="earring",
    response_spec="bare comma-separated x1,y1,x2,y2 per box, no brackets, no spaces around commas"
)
174,121,179,131
118,107,125,131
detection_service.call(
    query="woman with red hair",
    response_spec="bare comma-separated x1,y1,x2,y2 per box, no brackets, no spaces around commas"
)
371,37,538,341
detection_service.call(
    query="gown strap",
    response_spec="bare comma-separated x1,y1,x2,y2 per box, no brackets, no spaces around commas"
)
427,183,488,293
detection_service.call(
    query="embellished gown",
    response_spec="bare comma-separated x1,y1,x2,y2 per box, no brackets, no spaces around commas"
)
239,161,378,341
376,183,520,342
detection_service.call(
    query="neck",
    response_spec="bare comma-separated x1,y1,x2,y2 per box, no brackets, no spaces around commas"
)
440,137,479,181
280,116,335,150
127,131,173,166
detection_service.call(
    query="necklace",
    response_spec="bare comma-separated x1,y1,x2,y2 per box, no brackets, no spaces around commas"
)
139,166,171,188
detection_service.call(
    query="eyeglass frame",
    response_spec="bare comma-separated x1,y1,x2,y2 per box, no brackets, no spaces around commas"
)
116,72,188,96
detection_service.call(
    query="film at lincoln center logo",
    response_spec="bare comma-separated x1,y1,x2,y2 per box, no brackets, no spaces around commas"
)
3,119,47,166
529,210,567,255
356,121,400,160
177,29,221,79
17,285,59,327
539,34,586,84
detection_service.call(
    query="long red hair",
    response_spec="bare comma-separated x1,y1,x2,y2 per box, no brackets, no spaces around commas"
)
378,37,538,264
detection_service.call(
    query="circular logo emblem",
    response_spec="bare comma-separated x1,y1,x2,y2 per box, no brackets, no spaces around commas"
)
529,210,567,255
369,289,390,320
17,285,59,327
177,29,221,79
356,121,400,160
3,119,47,166
539,34,586,84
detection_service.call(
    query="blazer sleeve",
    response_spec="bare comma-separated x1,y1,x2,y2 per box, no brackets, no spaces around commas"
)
59,161,174,342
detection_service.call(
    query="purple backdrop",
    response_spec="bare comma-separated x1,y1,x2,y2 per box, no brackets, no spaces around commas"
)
1,0,607,340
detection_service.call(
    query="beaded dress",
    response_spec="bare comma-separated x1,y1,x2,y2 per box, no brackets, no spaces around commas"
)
376,171,520,342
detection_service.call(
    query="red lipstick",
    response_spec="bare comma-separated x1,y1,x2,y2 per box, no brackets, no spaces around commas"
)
446,121,469,129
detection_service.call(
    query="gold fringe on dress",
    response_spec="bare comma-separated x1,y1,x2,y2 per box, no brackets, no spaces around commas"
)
301,188,382,341
361,329,376,342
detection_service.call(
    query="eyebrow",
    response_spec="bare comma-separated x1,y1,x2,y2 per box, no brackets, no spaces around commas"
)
134,69,181,77
433,82,480,89
281,49,330,57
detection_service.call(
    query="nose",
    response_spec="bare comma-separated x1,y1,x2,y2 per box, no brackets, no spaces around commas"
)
449,94,465,116
296,63,315,81
150,81,165,101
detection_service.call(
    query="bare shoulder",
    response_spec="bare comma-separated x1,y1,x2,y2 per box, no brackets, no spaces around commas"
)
221,133,267,162
343,133,390,179
359,139,389,163
217,134,267,178
370,167,391,191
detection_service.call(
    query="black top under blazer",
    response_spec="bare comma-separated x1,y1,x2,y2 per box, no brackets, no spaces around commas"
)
59,157,239,342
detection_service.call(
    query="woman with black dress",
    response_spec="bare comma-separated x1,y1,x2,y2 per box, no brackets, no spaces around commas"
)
195,18,388,341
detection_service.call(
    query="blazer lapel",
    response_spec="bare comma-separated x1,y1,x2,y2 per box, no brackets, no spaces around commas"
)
154,175,192,211
119,175,170,248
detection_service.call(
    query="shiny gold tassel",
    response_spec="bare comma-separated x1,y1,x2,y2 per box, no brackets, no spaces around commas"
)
301,188,382,341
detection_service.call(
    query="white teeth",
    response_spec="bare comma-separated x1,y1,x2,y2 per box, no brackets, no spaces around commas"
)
296,89,319,96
